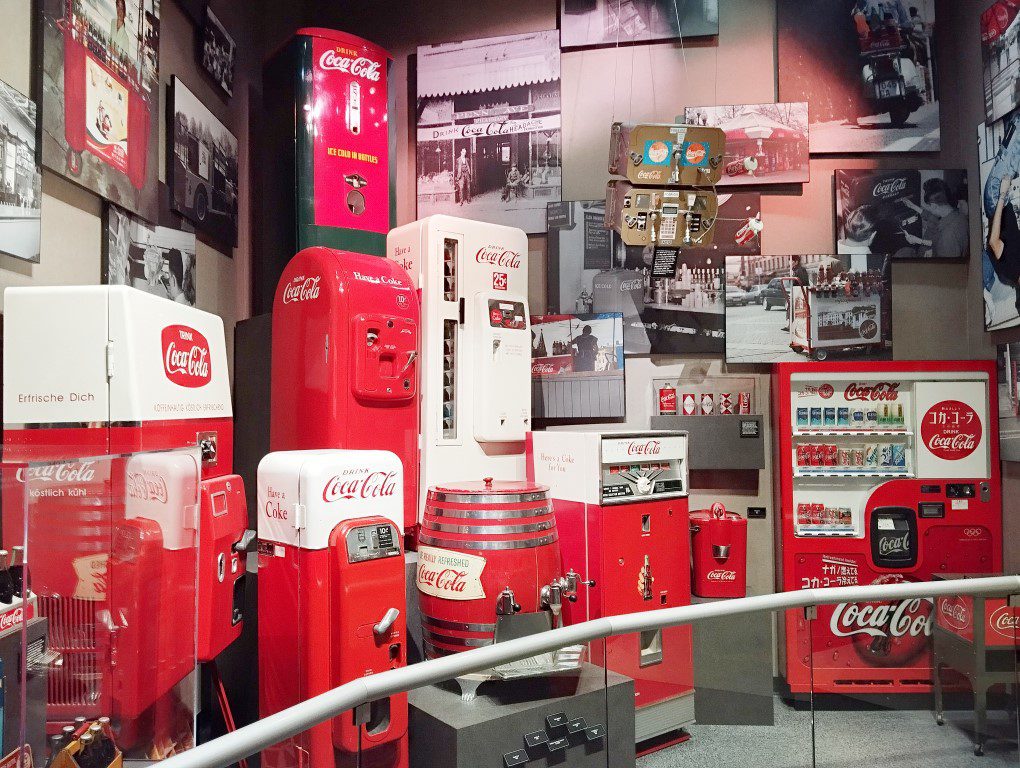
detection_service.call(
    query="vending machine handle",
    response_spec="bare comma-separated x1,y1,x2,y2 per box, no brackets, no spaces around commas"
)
373,608,400,639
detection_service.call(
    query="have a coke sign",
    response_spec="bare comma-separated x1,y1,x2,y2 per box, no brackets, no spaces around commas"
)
162,325,211,388
921,400,981,462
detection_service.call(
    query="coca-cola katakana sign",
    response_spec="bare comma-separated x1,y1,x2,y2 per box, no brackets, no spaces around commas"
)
161,325,212,388
416,545,486,601
920,399,982,461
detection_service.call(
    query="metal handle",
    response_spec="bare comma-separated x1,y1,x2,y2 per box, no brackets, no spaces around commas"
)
400,350,418,374
373,608,400,638
234,530,256,553
713,545,731,558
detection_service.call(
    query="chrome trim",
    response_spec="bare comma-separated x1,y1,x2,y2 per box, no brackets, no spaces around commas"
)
427,505,553,520
422,629,493,648
430,491,549,504
422,641,455,658
421,615,496,633
425,520,555,536
417,533,559,551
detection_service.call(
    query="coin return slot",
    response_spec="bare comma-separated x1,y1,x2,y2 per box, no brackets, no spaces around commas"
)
641,514,651,533
365,698,391,735
639,628,663,667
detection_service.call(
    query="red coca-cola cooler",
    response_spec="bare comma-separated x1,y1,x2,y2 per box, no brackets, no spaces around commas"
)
3,286,250,754
690,503,747,599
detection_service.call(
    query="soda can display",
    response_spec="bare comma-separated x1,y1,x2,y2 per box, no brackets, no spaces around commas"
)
824,444,839,466
701,392,715,415
851,408,866,429
864,443,879,467
837,448,851,466
865,408,879,428
683,393,697,416
891,443,906,468
720,393,734,415
738,391,752,414
810,407,823,426
879,444,894,467
658,385,678,415
797,407,810,427
836,407,850,427
796,444,810,466
823,407,836,426
851,447,865,466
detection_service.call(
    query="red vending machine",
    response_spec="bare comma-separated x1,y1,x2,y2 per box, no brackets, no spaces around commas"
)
773,361,1002,695
258,450,407,768
2,286,250,754
270,247,420,535
527,430,693,746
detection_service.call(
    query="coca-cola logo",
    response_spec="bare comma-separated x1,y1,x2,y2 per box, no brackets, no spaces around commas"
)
619,279,644,291
706,569,736,582
162,325,211,388
322,470,398,502
818,384,834,400
0,607,25,633
872,178,908,199
532,362,557,374
125,472,168,503
282,275,321,304
830,598,933,639
318,50,382,81
475,246,522,270
989,606,1020,639
938,598,970,631
417,565,471,594
920,400,982,462
627,440,661,456
685,142,707,165
844,382,900,402
16,461,96,484
878,532,910,557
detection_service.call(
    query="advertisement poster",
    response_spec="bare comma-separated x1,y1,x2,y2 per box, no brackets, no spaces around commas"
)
724,254,893,364
416,31,561,234
169,77,238,247
0,78,42,263
835,169,969,260
547,199,756,355
997,341,1020,461
978,114,1020,331
560,0,718,48
777,0,939,153
103,203,198,306
40,0,161,220
982,0,1020,123
683,102,809,186
201,7,235,97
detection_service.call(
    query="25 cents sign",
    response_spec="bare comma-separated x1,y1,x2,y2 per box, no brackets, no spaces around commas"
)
921,400,981,461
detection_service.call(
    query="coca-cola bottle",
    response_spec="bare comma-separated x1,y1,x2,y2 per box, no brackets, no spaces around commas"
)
77,732,96,768
10,546,24,598
0,551,15,604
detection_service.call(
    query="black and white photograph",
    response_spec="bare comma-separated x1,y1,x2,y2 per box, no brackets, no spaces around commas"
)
778,0,939,153
835,169,969,260
997,341,1020,461
201,7,235,97
978,114,1020,331
560,0,718,49
40,0,162,220
0,78,42,263
683,102,809,186
982,1,1020,124
169,76,238,247
416,31,561,234
103,203,198,306
725,254,893,363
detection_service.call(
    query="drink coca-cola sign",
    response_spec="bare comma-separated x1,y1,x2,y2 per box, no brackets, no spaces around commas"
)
416,545,486,601
282,275,321,304
920,400,982,461
989,605,1020,640
16,460,96,484
872,177,908,199
318,50,382,81
475,246,522,270
627,439,661,456
126,471,169,504
322,469,398,502
706,569,736,582
844,382,900,402
830,597,933,640
162,325,211,388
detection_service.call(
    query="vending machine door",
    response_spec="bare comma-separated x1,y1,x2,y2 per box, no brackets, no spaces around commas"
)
473,296,530,442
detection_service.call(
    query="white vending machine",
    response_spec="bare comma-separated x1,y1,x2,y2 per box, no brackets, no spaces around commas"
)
387,215,531,521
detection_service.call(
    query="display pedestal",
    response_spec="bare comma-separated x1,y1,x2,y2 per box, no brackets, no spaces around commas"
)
408,663,635,768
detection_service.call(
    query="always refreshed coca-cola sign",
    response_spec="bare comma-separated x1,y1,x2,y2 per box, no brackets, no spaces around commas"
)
282,275,321,304
844,382,900,402
627,439,661,456
322,469,398,503
830,598,933,640
921,400,982,461
475,246,522,270
125,471,169,504
318,50,382,81
706,569,737,582
16,460,96,484
162,325,211,388
989,605,1020,640
416,545,486,601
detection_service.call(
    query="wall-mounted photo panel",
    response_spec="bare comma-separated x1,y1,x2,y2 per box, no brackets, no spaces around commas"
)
0,78,42,262
724,254,893,364
835,169,969,260
982,1,1020,123
778,0,939,153
978,114,1020,331
40,0,162,219
201,7,235,98
168,76,238,247
560,0,718,49
683,103,809,186
997,341,1020,461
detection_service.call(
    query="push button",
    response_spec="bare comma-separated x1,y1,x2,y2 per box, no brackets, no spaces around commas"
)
547,737,569,751
524,731,548,749
545,712,567,730
585,724,606,741
566,717,587,735
503,749,528,766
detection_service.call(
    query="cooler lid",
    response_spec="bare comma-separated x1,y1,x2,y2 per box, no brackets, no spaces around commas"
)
428,478,548,498
293,28,392,60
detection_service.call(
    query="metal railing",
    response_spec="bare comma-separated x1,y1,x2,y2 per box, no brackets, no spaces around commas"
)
161,574,1020,768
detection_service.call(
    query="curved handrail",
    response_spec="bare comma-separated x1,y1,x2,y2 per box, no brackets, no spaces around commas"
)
161,574,1020,768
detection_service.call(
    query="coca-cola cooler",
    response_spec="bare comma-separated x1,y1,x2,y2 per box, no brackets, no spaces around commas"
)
271,247,420,536
386,216,531,528
773,361,1002,695
690,503,747,599
258,450,407,768
527,430,694,745
2,286,250,751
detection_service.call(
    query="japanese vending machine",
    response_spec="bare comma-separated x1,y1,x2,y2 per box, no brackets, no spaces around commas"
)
258,28,395,313
387,216,531,524
258,450,407,768
2,286,250,753
527,430,693,744
270,247,420,535
773,361,1002,695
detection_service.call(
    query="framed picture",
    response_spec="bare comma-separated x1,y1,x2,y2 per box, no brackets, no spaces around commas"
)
978,114,1020,331
682,103,809,186
777,0,939,153
981,1,1020,124
560,0,718,49
416,31,561,234
200,7,235,97
103,202,198,306
835,169,969,260
168,76,238,247
997,341,1020,461
39,0,162,220
724,254,893,364
0,78,42,263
